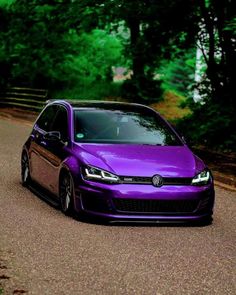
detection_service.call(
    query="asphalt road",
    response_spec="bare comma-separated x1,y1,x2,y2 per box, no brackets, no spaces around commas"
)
0,117,235,295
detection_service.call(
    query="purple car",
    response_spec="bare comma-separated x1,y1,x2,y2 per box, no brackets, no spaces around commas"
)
21,100,214,224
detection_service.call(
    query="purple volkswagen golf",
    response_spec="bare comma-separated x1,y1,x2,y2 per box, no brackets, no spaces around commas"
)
21,100,214,224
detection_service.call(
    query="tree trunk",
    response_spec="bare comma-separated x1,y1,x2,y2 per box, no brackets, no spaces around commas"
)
127,17,145,82
199,0,220,101
199,0,234,105
213,0,235,105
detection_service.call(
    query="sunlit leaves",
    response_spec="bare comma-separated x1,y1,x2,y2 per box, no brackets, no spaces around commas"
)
61,29,124,85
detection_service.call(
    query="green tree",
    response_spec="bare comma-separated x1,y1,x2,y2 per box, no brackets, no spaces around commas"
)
159,49,196,97
1,0,124,98
3,1,69,87
61,29,124,85
0,2,12,87
178,0,236,151
196,0,235,104
59,0,198,102
54,28,125,99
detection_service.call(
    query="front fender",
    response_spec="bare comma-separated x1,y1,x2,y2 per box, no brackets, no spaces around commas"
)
61,156,82,186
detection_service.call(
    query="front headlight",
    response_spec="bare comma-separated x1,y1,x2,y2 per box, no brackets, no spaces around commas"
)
192,169,211,186
82,165,119,183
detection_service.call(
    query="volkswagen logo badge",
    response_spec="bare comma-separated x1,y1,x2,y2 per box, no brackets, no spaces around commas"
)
152,174,163,187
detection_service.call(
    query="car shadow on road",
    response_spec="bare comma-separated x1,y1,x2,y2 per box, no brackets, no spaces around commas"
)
25,182,60,209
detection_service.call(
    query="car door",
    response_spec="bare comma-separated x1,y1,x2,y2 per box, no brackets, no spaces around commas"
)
30,105,69,195
40,105,70,194
29,105,58,187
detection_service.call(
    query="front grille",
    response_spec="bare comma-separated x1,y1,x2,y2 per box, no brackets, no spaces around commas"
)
113,198,199,213
119,176,192,185
119,176,151,184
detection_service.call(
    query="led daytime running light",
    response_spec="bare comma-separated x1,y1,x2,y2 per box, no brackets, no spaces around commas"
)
83,166,119,182
192,170,210,185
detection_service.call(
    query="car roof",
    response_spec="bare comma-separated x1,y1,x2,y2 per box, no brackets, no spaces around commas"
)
46,99,154,112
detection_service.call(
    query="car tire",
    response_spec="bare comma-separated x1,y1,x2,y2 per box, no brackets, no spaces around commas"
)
21,151,31,187
59,172,75,216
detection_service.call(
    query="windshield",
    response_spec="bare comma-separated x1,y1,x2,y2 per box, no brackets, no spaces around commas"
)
74,108,182,146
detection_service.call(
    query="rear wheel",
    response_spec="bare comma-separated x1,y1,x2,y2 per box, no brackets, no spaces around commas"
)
21,151,31,186
59,173,74,216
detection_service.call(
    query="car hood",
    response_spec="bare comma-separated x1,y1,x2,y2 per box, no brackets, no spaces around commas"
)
73,143,205,178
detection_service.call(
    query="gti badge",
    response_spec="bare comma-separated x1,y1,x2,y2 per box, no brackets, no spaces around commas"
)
152,174,163,187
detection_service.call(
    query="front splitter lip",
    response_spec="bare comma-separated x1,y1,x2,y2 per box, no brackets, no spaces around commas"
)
80,209,213,223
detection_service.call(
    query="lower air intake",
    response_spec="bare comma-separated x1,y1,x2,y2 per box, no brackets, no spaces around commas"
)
113,199,198,213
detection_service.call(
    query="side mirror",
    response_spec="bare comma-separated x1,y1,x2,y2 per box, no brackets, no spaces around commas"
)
44,131,61,142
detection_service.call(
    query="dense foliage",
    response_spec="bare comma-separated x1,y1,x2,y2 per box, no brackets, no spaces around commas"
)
0,0,125,99
178,0,236,151
0,0,235,150
159,49,196,97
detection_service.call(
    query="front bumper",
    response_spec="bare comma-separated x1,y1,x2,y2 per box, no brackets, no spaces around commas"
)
74,180,215,222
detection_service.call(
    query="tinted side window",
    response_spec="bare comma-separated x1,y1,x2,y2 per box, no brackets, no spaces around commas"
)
50,106,68,141
36,105,57,132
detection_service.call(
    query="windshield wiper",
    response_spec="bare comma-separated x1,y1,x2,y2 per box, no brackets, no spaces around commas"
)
141,143,163,146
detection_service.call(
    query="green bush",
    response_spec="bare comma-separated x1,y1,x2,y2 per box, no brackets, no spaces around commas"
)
51,81,122,101
177,101,236,152
122,78,163,103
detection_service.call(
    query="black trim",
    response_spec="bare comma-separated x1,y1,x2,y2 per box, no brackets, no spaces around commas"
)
113,198,199,214
119,176,192,185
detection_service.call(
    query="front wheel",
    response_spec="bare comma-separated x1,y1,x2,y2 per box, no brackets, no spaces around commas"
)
21,151,31,187
59,173,75,216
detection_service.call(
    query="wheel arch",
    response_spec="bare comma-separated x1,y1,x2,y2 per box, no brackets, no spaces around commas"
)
60,155,82,183
58,157,80,195
59,166,71,184
58,156,83,213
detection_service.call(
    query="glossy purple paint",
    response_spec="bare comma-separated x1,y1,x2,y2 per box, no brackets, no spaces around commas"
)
75,144,205,177
22,100,215,223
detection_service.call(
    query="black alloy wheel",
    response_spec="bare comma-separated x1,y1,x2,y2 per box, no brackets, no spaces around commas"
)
59,173,74,215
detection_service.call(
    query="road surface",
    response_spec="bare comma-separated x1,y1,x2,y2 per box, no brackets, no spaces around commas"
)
0,117,235,295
